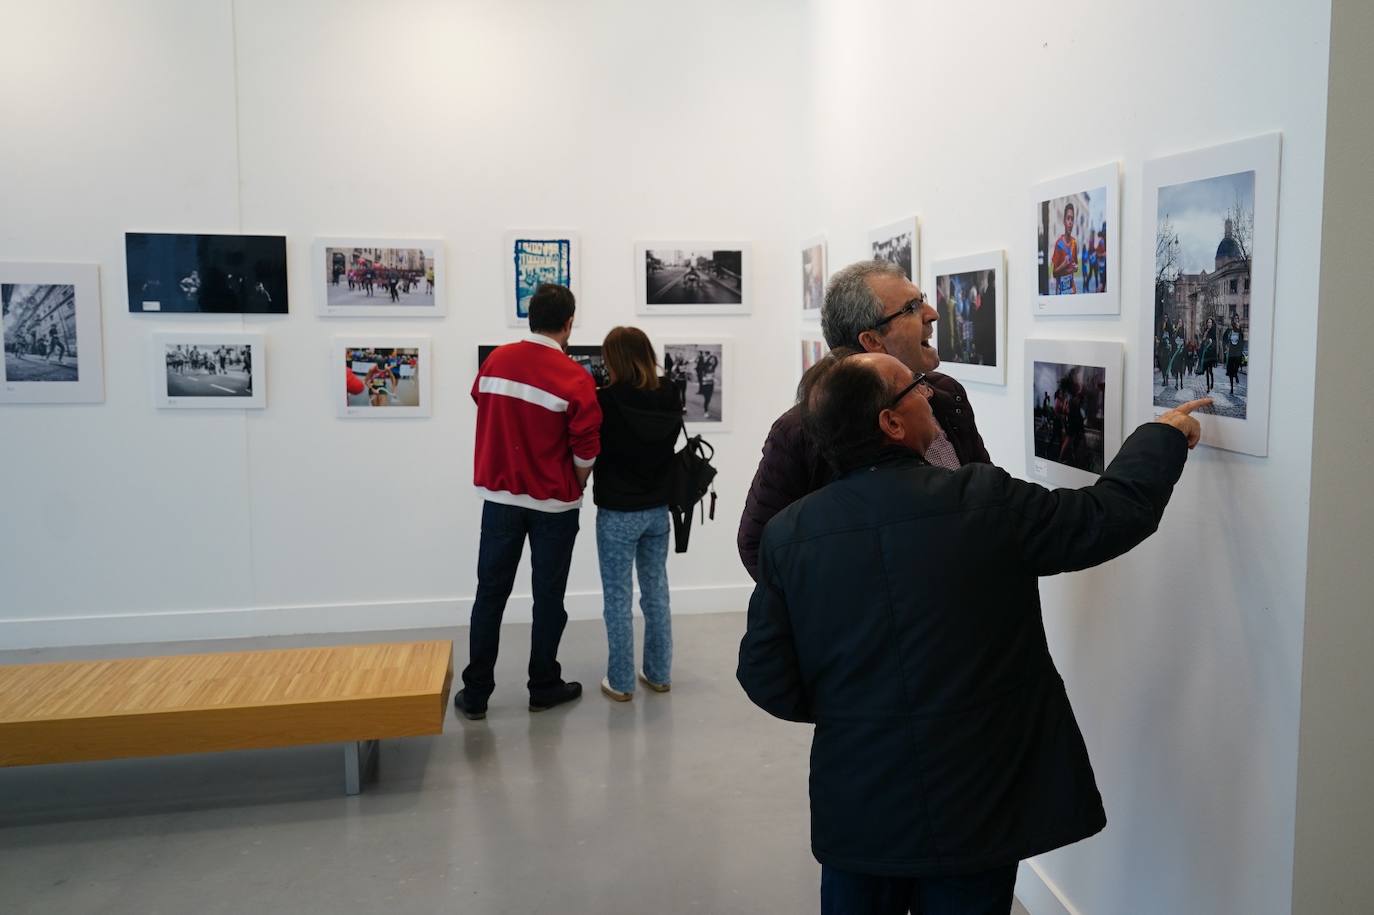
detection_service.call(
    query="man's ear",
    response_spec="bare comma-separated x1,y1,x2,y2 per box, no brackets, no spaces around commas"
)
878,407,904,443
562,316,575,335
857,330,884,354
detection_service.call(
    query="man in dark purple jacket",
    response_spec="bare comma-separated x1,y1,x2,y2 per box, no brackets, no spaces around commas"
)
738,259,991,580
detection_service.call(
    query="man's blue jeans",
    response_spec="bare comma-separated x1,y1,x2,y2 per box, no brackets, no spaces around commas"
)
595,506,671,694
461,501,580,705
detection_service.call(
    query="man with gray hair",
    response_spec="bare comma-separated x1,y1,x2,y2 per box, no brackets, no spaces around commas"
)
737,259,990,580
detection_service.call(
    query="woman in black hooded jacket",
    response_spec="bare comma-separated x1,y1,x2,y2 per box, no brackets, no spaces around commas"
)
592,327,683,702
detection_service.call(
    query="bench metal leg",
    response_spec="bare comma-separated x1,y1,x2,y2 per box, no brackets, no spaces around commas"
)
343,740,380,795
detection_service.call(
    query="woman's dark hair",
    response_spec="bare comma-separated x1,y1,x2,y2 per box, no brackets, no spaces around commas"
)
528,283,576,332
602,326,660,390
802,356,893,474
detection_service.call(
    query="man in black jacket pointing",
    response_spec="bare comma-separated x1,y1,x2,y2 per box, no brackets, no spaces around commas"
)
737,352,1209,914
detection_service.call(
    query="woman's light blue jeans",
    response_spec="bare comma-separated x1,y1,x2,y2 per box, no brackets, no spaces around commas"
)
596,506,672,694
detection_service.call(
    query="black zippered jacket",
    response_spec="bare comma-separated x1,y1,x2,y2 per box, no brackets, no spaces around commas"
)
737,423,1188,875
592,378,682,511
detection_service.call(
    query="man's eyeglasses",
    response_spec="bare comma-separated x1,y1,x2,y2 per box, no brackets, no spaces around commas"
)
871,294,927,331
888,372,928,409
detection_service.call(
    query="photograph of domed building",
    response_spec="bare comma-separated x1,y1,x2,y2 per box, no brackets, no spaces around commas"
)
1152,169,1256,418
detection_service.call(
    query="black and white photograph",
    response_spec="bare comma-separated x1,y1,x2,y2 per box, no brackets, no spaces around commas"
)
478,344,609,388
4,284,78,383
314,239,444,317
340,337,431,418
126,233,289,314
0,262,104,404
869,217,919,281
151,332,265,409
164,345,254,397
1023,338,1122,489
801,238,826,319
930,251,1006,386
635,243,750,316
662,340,728,430
1032,163,1120,315
1140,134,1280,456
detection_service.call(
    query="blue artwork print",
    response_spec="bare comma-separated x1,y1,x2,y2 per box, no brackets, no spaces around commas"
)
513,238,572,318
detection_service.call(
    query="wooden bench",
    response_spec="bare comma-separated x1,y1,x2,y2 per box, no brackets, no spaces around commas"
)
0,640,453,795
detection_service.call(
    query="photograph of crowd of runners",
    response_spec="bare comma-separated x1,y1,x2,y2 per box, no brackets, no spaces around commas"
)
326,247,435,308
163,343,254,398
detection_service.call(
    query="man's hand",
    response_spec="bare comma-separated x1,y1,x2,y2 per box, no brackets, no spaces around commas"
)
575,463,593,490
1154,398,1212,449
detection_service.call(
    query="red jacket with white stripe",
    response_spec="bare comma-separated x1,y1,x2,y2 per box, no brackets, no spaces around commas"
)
472,335,602,512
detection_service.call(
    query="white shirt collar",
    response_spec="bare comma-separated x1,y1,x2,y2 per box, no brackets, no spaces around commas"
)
523,333,563,351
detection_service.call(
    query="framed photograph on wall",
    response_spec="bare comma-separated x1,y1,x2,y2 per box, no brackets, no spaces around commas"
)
1032,163,1121,315
801,236,826,321
662,338,731,432
504,230,579,328
313,239,444,318
800,330,828,376
635,242,751,316
126,233,288,314
1,262,104,404
1024,338,1124,489
929,250,1007,386
338,337,431,418
478,343,609,388
869,217,919,281
151,331,266,409
1141,133,1281,456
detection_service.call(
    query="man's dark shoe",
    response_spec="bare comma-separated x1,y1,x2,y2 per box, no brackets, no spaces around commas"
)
453,689,487,721
528,681,582,712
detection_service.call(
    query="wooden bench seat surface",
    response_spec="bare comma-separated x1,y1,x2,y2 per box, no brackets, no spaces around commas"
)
0,641,454,767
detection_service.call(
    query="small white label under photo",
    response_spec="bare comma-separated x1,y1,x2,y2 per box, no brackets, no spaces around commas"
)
1033,458,1048,477
142,301,161,311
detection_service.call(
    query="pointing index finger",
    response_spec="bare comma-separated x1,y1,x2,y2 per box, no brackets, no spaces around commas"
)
1173,398,1214,414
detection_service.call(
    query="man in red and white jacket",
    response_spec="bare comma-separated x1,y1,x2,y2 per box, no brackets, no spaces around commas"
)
456,283,601,720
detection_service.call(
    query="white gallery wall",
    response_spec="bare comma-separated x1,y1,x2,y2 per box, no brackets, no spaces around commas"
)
0,0,809,646
805,1,1330,914
1,1,1357,913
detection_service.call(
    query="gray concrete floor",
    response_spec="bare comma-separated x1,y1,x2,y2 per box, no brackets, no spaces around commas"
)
0,612,1029,915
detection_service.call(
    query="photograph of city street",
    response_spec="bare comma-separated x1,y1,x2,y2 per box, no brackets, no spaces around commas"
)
1152,169,1256,420
802,240,825,316
325,246,435,310
3,283,78,383
126,233,288,314
1038,185,1108,296
345,347,421,409
509,235,574,323
870,219,917,280
663,343,724,424
1032,360,1107,474
162,344,254,398
478,344,608,387
642,248,743,306
935,268,998,367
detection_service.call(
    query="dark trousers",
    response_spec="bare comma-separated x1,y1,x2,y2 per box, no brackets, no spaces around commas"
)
820,862,1018,915
461,501,580,703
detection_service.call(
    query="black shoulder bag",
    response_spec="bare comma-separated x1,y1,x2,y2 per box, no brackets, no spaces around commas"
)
667,421,717,553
